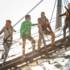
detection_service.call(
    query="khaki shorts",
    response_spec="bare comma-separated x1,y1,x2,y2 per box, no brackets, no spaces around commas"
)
39,29,52,35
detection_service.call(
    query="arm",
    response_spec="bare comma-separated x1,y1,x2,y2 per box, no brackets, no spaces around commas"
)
13,28,16,32
47,23,52,32
59,12,66,17
65,6,70,14
38,18,43,25
45,18,52,32
59,6,70,17
32,24,37,26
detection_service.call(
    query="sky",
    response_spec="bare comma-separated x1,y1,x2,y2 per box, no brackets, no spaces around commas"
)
0,0,70,64
0,0,57,29
0,0,69,29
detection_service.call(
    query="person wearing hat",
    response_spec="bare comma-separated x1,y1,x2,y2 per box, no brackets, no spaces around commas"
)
0,20,16,62
59,3,70,41
20,15,35,57
38,12,55,50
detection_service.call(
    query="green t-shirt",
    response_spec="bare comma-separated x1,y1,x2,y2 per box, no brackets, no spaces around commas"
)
20,20,32,37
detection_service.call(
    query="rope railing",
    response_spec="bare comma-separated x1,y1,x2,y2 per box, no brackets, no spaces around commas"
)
13,0,43,27
49,0,57,23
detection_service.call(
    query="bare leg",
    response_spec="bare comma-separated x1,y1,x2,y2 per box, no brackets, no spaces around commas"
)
22,38,26,56
28,36,35,52
38,38,42,50
63,25,67,41
38,32,42,50
50,32,55,48
2,43,11,63
38,38,41,50
51,32,55,44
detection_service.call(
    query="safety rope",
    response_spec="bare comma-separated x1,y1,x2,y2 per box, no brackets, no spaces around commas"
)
49,0,57,23
13,0,43,27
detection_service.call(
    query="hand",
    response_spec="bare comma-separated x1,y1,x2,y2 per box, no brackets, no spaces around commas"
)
13,29,16,32
65,6,67,9
14,30,16,32
58,14,61,17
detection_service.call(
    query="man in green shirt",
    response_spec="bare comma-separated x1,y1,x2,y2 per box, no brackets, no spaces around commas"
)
20,15,35,57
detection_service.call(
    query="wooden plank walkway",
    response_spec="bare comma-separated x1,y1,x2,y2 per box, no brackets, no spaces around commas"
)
0,36,70,70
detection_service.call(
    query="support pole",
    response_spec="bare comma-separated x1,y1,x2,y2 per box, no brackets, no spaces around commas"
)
56,0,62,29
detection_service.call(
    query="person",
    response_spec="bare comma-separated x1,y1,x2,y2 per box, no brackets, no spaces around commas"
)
59,3,70,41
0,20,16,62
20,15,35,57
38,12,55,50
